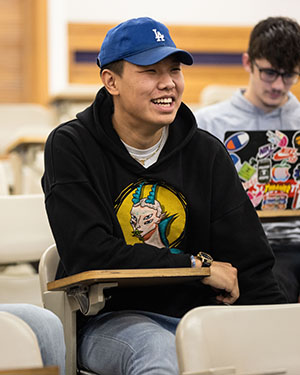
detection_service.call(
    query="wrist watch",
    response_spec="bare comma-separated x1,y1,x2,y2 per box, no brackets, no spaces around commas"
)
196,251,213,267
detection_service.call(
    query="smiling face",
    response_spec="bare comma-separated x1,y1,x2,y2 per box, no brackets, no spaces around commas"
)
243,54,298,112
102,55,184,140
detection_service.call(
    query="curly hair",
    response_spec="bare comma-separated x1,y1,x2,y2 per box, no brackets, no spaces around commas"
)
248,17,300,72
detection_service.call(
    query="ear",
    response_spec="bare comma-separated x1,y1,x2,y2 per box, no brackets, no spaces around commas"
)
101,69,120,96
242,53,252,73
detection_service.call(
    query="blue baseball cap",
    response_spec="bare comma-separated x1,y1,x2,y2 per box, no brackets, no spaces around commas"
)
97,17,193,68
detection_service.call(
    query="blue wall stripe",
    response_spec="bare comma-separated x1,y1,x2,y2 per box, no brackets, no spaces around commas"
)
74,51,243,65
192,52,242,65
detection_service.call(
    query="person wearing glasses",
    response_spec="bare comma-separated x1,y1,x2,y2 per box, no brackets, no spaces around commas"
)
194,16,300,303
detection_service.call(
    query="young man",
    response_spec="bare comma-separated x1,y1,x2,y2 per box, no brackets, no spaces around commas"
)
42,17,286,375
195,17,300,303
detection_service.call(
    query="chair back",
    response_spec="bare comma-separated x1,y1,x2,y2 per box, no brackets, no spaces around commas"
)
38,244,97,375
176,304,300,375
0,194,54,263
0,160,10,195
39,244,60,297
0,311,43,370
0,194,54,306
198,84,241,107
0,103,54,155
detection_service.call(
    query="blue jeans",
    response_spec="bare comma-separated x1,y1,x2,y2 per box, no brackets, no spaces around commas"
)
0,304,65,375
78,310,181,375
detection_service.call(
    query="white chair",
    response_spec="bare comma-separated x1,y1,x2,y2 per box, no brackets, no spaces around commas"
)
0,194,54,306
0,311,43,370
40,244,209,375
39,244,99,375
0,103,54,155
176,304,300,375
198,85,242,107
0,158,10,194
0,103,55,194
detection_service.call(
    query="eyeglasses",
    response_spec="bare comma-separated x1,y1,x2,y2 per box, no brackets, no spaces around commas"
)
253,61,300,85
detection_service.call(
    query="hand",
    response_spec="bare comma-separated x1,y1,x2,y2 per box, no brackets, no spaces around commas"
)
196,259,239,304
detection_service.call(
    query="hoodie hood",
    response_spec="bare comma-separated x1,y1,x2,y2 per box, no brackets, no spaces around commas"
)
195,88,300,142
76,87,197,168
231,89,300,125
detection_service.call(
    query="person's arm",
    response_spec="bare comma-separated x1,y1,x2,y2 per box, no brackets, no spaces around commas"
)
196,134,286,304
194,258,239,304
207,142,287,304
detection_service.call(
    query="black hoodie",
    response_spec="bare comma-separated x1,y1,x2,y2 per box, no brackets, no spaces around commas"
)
42,87,286,320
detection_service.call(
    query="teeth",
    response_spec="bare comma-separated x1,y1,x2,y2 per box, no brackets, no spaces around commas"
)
153,98,172,105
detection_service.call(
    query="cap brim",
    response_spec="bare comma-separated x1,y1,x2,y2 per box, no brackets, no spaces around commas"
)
124,46,193,66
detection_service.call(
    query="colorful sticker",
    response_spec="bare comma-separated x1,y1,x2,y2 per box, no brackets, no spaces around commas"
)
226,130,300,210
247,190,264,207
273,147,298,163
292,131,300,152
262,191,288,210
257,159,271,183
267,130,288,147
230,153,242,171
257,143,277,159
238,161,256,181
293,164,300,181
292,185,300,209
271,161,291,182
225,132,250,152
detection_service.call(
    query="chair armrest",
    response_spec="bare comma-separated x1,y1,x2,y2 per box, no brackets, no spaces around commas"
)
47,268,210,291
47,268,210,316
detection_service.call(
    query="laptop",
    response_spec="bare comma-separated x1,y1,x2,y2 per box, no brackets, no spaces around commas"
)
224,130,300,210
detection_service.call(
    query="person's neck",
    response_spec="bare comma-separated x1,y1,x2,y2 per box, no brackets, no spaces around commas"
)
112,112,165,150
243,87,288,113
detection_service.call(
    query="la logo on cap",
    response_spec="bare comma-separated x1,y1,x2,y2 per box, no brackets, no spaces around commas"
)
152,29,165,42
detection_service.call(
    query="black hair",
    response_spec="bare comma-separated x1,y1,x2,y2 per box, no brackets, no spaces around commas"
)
247,17,300,72
100,60,124,77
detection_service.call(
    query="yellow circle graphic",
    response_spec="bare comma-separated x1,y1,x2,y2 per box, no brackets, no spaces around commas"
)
115,182,186,247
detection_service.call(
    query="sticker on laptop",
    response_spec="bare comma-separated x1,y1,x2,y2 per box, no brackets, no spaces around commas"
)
224,130,300,211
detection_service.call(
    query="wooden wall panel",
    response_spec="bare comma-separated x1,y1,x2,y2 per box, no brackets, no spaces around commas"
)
0,0,48,104
0,0,24,102
68,23,300,105
168,25,252,52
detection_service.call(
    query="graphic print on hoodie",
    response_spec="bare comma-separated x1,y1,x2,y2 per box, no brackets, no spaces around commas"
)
115,180,187,252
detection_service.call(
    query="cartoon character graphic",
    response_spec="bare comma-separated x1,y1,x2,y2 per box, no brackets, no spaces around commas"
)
115,181,186,249
130,183,176,248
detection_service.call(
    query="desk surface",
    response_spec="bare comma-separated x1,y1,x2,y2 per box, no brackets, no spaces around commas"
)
0,366,58,375
5,136,47,154
47,267,210,291
257,209,300,220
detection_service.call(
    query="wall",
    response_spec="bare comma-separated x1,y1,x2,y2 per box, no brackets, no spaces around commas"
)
0,0,48,104
48,0,300,98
